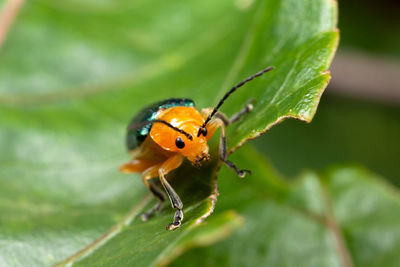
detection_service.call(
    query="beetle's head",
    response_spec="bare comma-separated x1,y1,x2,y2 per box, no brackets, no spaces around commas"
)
150,120,210,167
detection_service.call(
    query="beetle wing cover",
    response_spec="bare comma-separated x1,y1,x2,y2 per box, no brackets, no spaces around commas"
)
126,98,195,150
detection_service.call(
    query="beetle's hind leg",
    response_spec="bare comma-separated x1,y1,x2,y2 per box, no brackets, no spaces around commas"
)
141,165,166,221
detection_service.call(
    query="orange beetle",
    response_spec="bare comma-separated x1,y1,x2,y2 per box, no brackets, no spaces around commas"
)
120,67,273,230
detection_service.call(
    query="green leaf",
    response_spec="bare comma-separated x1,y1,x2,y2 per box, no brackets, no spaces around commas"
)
54,160,223,267
215,0,338,151
0,0,338,266
172,146,400,267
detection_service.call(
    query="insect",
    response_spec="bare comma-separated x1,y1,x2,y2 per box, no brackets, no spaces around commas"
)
120,66,274,230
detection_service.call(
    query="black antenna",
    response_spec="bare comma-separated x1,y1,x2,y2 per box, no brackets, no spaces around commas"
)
129,119,193,140
198,66,274,137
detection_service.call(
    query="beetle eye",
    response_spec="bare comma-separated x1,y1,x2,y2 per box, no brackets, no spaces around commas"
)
175,137,185,149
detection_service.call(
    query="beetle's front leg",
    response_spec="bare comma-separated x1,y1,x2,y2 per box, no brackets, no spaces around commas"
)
158,155,184,230
217,119,251,178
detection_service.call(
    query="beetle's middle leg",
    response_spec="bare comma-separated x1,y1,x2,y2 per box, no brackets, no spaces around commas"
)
229,98,254,123
202,98,253,127
141,164,166,221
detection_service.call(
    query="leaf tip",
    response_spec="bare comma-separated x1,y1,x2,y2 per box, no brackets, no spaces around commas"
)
321,69,331,76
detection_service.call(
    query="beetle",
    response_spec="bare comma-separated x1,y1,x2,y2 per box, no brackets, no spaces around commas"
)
120,66,273,230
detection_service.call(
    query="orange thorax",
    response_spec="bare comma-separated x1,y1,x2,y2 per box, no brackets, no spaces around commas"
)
150,106,210,164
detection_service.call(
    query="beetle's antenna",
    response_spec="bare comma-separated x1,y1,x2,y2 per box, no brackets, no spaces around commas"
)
129,119,193,140
197,66,274,137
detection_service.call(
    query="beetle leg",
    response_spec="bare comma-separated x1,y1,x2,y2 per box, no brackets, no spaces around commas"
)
159,171,183,230
218,120,251,178
201,98,253,126
229,98,254,123
157,155,184,230
202,100,253,177
140,164,166,221
206,118,251,177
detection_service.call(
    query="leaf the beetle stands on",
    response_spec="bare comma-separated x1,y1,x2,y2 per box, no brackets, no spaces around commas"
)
172,147,400,267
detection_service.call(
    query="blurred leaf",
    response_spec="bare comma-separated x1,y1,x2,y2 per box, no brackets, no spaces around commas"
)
0,0,337,266
253,95,400,187
172,146,400,267
338,0,400,57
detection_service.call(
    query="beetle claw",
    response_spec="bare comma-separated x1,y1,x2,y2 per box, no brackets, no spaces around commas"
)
166,221,181,231
192,162,201,168
139,201,163,221
194,153,210,168
166,209,183,230
238,169,252,178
